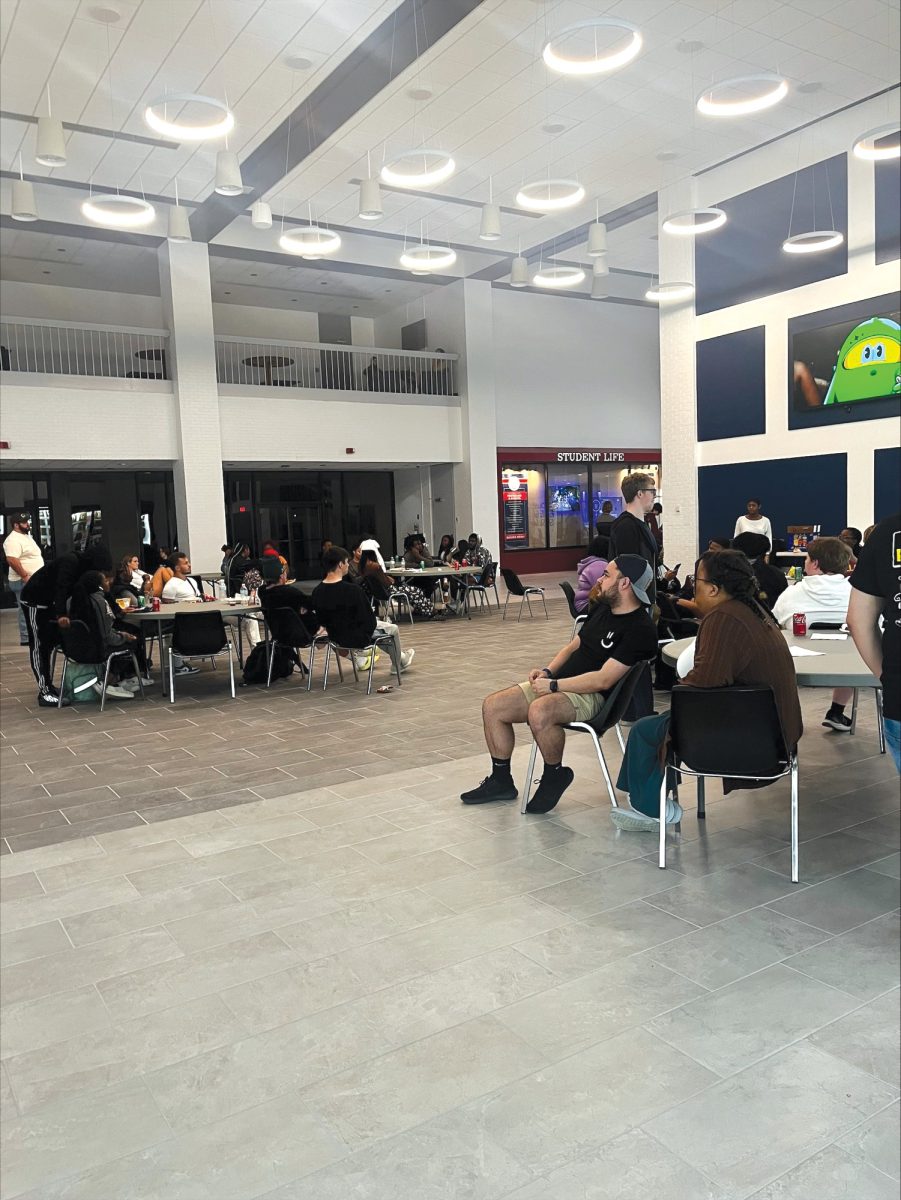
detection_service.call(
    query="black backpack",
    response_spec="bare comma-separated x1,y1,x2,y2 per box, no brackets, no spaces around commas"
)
242,643,296,685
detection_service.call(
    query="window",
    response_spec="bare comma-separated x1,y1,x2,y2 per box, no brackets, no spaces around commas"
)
501,466,546,550
547,467,589,548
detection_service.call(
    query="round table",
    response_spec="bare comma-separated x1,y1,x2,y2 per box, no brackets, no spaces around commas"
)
242,354,294,385
124,599,262,693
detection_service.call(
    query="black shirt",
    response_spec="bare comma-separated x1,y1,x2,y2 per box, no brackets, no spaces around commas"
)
311,579,376,648
556,603,657,681
609,512,658,605
753,559,788,610
851,513,901,721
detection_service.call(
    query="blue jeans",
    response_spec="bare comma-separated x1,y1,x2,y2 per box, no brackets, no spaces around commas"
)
9,578,27,643
885,718,901,773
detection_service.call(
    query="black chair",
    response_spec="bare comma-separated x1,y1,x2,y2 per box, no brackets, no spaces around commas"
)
363,576,413,626
54,619,145,712
559,581,587,639
807,622,885,753
321,628,403,695
464,562,498,615
661,685,800,881
520,659,650,813
263,606,322,690
167,612,235,703
501,567,548,621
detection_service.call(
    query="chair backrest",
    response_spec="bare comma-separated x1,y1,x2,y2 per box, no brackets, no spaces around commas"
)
501,567,525,596
59,618,104,664
171,612,227,656
363,576,392,604
580,659,650,735
475,561,497,588
265,606,314,648
670,685,789,778
559,581,578,618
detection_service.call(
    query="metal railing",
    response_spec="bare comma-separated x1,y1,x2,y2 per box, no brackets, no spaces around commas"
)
215,336,458,395
0,318,170,380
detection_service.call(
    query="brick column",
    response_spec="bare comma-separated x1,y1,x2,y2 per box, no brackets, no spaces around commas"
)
453,279,500,554
158,241,227,572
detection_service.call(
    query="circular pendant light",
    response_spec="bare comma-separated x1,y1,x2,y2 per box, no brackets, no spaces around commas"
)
399,244,457,273
645,281,694,302
279,225,341,258
542,17,642,76
853,124,900,161
380,148,455,189
516,178,585,212
81,193,156,228
782,230,844,254
697,74,788,118
144,92,234,141
662,207,727,236
532,265,585,289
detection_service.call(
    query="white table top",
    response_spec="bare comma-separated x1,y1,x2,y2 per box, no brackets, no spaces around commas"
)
663,629,878,689
121,599,261,618
388,565,483,577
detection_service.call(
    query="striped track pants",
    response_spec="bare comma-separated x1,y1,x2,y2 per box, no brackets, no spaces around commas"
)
21,602,56,698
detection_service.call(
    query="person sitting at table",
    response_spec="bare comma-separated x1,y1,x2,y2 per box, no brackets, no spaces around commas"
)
68,570,141,701
161,552,202,602
259,558,320,640
346,539,363,582
150,553,174,598
403,534,440,606
838,527,862,567
358,533,386,571
466,532,491,570
771,536,855,733
220,544,233,575
574,537,609,613
732,531,787,611
112,554,152,602
459,556,658,812
360,549,435,619
436,534,455,563
446,539,472,610
226,544,261,596
312,546,414,675
612,548,803,831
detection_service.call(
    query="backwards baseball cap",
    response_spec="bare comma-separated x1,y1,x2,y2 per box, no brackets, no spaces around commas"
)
11,511,31,525
614,554,653,606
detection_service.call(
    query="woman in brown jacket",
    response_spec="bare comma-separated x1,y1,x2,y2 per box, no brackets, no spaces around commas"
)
612,548,803,831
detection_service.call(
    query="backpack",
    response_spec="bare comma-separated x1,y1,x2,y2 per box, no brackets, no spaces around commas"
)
61,661,101,702
242,642,296,685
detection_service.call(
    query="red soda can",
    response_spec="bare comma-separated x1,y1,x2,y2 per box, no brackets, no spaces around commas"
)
792,612,807,637
151,597,160,612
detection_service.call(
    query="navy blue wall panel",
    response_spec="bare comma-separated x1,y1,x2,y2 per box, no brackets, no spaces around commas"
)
696,327,766,441
698,453,847,554
875,155,900,265
695,155,848,315
874,446,901,521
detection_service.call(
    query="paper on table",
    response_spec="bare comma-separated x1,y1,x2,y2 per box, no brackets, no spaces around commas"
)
810,633,848,641
790,645,824,657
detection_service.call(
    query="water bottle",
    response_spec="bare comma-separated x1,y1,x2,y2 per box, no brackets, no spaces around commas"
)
239,583,248,605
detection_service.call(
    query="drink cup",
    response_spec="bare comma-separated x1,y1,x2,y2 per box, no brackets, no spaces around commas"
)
151,597,160,612
792,612,807,637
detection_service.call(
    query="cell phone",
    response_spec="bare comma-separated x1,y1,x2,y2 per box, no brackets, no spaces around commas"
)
673,563,681,574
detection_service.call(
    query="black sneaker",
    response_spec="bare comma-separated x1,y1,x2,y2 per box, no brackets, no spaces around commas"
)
822,711,852,732
526,767,575,814
37,693,69,708
460,776,518,804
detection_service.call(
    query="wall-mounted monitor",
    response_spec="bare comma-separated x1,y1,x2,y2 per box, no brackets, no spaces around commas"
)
788,294,901,430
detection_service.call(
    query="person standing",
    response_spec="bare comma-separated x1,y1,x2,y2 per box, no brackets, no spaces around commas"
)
646,502,664,551
847,512,901,771
733,498,773,550
3,512,43,646
608,472,659,719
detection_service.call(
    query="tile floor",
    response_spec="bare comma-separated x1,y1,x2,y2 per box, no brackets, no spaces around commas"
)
0,596,898,1199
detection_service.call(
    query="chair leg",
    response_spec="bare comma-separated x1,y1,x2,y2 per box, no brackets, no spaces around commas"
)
266,639,276,688
875,687,886,754
588,730,618,808
614,723,625,754
322,643,332,691
790,754,799,884
366,649,376,696
696,776,706,819
540,592,549,620
58,658,68,708
658,769,669,869
521,740,540,814
131,653,145,701
849,687,860,735
524,594,533,620
305,644,316,692
100,657,112,712
228,644,235,699
169,647,175,704
502,594,510,621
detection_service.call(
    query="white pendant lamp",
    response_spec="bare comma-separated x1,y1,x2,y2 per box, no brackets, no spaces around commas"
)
279,224,341,259
215,150,243,196
81,192,156,228
696,74,788,117
587,220,607,256
590,275,607,300
543,17,642,77
593,256,609,278
251,199,272,229
782,230,844,254
853,124,900,161
516,178,585,212
645,281,694,302
533,265,586,289
144,92,234,141
359,177,383,220
479,202,501,241
35,116,67,167
11,155,37,221
400,244,457,273
510,255,529,287
380,148,455,189
168,205,191,242
662,207,727,236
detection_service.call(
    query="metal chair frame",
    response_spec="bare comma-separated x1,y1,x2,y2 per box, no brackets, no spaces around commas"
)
51,620,146,712
262,606,323,691
166,614,235,703
464,562,499,616
501,568,548,622
321,632,403,695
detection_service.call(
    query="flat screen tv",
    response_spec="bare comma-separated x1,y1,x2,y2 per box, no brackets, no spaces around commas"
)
788,294,901,430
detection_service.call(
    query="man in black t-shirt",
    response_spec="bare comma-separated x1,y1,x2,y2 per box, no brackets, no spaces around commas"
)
312,546,414,676
461,555,658,813
607,471,660,720
848,513,901,772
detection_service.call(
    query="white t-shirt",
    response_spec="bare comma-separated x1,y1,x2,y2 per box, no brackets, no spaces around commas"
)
733,514,773,549
359,539,386,570
162,575,201,602
771,572,851,629
3,530,44,581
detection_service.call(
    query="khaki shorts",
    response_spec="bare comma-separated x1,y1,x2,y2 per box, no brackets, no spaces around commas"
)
518,681,606,723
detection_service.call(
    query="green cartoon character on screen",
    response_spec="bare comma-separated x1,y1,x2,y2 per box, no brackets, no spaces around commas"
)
823,316,901,405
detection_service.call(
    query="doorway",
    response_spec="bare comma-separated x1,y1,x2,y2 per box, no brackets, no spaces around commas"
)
257,501,323,580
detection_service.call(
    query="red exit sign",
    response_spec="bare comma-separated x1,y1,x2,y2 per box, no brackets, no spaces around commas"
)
0,441,10,450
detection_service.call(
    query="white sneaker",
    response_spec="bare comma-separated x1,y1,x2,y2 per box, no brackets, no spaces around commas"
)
400,648,415,671
120,678,142,692
610,796,683,832
94,682,134,701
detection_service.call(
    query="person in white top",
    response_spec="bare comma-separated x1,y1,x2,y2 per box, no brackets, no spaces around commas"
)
358,534,386,571
3,511,44,645
771,536,855,733
733,499,773,552
161,552,202,602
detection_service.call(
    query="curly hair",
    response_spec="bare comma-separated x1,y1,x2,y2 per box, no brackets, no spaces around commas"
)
698,548,776,624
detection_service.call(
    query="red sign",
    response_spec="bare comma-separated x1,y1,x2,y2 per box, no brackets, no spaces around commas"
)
502,470,529,548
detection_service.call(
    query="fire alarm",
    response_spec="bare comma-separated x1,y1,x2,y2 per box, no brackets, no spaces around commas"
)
345,447,355,454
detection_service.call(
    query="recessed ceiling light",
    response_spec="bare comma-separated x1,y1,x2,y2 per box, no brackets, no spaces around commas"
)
224,290,231,295
88,4,121,22
656,150,679,162
677,39,704,53
42,269,51,274
385,289,392,293
798,81,823,94
408,87,432,101
291,298,297,302
319,280,328,285
284,55,313,70
352,305,359,309
249,272,258,277
542,123,567,134
57,247,66,252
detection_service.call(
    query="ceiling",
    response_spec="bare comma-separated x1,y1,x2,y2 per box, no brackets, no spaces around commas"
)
1,0,898,311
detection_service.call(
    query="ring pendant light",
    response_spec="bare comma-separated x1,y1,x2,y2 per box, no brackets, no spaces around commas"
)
532,265,585,289
144,92,234,140
399,244,457,273
782,230,843,254
82,193,156,228
542,18,642,76
380,148,455,189
853,124,901,161
662,207,727,236
279,225,341,258
645,281,694,302
516,178,585,212
697,74,788,117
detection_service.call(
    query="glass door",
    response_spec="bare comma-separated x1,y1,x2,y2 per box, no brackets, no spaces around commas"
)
257,502,323,581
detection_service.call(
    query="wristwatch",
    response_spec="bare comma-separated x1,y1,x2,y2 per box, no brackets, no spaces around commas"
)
541,668,553,678
549,679,559,693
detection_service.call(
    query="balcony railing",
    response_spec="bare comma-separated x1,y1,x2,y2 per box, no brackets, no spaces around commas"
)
0,318,170,380
215,336,458,395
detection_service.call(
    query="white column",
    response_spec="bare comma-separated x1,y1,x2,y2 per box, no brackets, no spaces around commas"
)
454,279,499,554
657,177,698,571
158,240,227,572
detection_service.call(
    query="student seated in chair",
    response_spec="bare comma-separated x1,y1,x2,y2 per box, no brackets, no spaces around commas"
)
460,555,657,813
613,549,803,832
312,546,414,676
